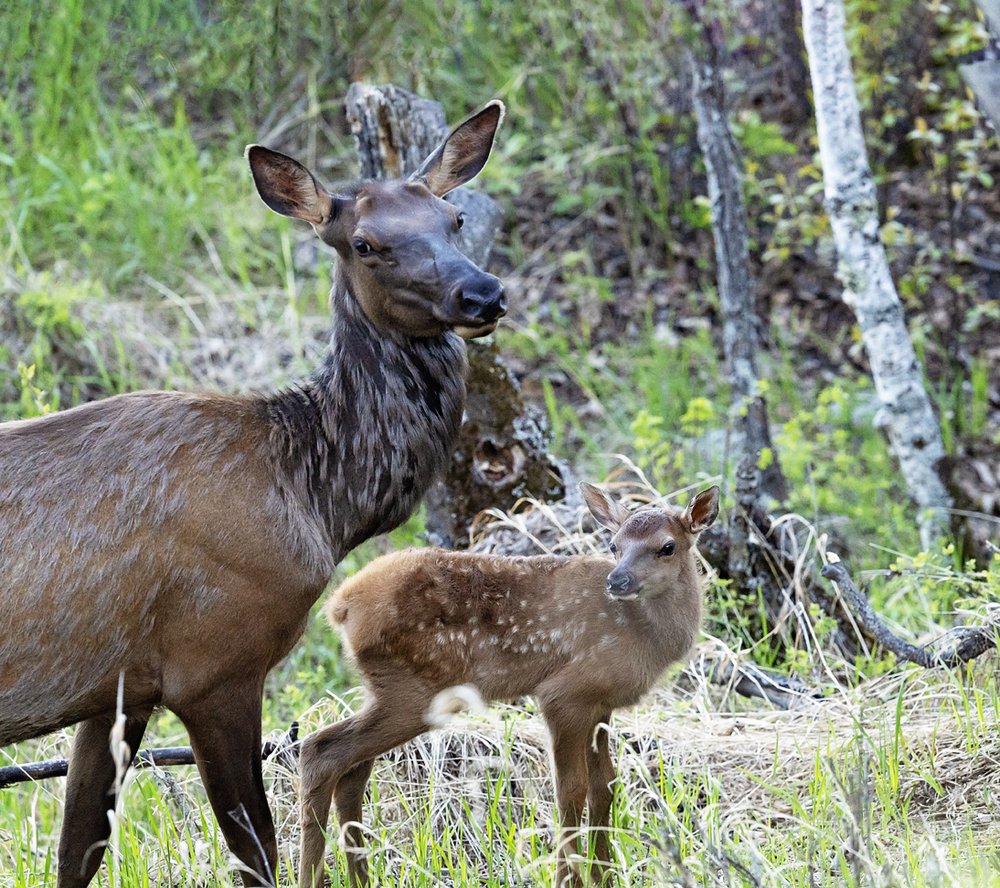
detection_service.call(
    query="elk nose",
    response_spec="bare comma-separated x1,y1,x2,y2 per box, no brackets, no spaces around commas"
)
454,276,507,322
606,568,638,600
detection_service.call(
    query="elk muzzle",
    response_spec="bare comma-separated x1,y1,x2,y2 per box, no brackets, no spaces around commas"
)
606,566,639,601
448,273,507,338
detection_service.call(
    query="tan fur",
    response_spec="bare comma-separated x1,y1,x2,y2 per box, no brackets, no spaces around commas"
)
0,101,506,888
298,483,720,888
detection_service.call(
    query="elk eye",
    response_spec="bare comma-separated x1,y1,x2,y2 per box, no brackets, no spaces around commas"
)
352,238,372,256
456,212,465,230
609,542,618,556
658,542,675,557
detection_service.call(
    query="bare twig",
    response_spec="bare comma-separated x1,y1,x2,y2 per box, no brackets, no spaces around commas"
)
821,558,996,668
691,652,823,710
0,723,300,789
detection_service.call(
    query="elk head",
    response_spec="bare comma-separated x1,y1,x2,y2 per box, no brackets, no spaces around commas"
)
246,101,507,339
582,483,720,600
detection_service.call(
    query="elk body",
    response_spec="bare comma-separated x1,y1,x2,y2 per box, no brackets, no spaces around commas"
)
299,482,720,888
0,102,506,887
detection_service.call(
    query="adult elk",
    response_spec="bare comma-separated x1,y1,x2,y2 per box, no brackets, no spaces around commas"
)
299,482,720,888
0,101,506,887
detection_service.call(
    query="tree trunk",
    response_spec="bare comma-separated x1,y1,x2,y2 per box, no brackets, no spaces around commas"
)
800,0,952,546
685,4,788,506
771,0,812,125
345,83,564,548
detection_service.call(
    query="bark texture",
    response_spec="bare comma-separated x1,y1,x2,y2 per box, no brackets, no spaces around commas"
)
345,83,564,548
960,1,1000,131
686,5,787,504
801,0,952,545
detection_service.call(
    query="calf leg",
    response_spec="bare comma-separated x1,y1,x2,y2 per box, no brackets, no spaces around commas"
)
298,681,431,888
57,708,151,888
543,702,596,888
178,681,276,887
331,759,376,888
586,712,615,885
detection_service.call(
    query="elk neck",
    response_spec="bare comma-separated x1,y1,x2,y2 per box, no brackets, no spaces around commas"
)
633,554,704,664
263,271,468,567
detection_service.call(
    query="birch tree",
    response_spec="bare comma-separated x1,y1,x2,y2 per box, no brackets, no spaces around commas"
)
801,0,952,546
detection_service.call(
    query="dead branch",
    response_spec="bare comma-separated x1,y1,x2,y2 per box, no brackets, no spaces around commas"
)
821,559,996,668
685,0,787,505
0,723,299,790
690,652,823,710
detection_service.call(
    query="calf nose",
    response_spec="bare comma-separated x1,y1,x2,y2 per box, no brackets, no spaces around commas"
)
453,276,507,323
606,568,638,599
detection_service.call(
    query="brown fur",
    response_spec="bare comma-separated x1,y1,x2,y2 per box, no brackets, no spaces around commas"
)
298,482,720,888
0,101,505,888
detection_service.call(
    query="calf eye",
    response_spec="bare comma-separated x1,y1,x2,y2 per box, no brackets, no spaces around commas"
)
658,541,675,557
456,212,466,230
609,542,618,555
353,238,372,256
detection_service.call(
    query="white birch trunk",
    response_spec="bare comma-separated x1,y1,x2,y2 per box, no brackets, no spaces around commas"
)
801,0,952,546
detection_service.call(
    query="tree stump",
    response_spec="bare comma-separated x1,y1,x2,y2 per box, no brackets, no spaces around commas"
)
345,83,564,547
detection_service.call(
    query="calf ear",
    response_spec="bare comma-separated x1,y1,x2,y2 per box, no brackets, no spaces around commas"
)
412,100,505,197
580,482,630,533
246,145,333,225
685,486,720,534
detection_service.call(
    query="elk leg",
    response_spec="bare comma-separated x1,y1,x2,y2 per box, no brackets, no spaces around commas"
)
57,707,151,888
332,759,375,888
298,685,430,888
543,703,594,888
180,683,276,888
586,712,615,885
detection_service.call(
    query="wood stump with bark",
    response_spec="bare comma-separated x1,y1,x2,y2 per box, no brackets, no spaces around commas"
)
345,83,564,547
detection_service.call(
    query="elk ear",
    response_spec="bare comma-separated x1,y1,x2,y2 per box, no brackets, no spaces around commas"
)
685,486,720,534
246,145,334,225
581,482,630,532
412,100,505,197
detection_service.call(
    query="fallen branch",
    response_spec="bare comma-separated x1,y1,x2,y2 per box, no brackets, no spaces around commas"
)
821,557,996,668
0,723,299,789
692,653,824,710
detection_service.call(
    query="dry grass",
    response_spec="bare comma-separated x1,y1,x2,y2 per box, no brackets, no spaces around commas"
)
271,652,1000,886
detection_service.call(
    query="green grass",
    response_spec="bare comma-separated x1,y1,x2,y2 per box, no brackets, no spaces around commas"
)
6,661,1000,886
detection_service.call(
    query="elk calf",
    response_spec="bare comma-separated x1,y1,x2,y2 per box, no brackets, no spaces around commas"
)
299,482,720,888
